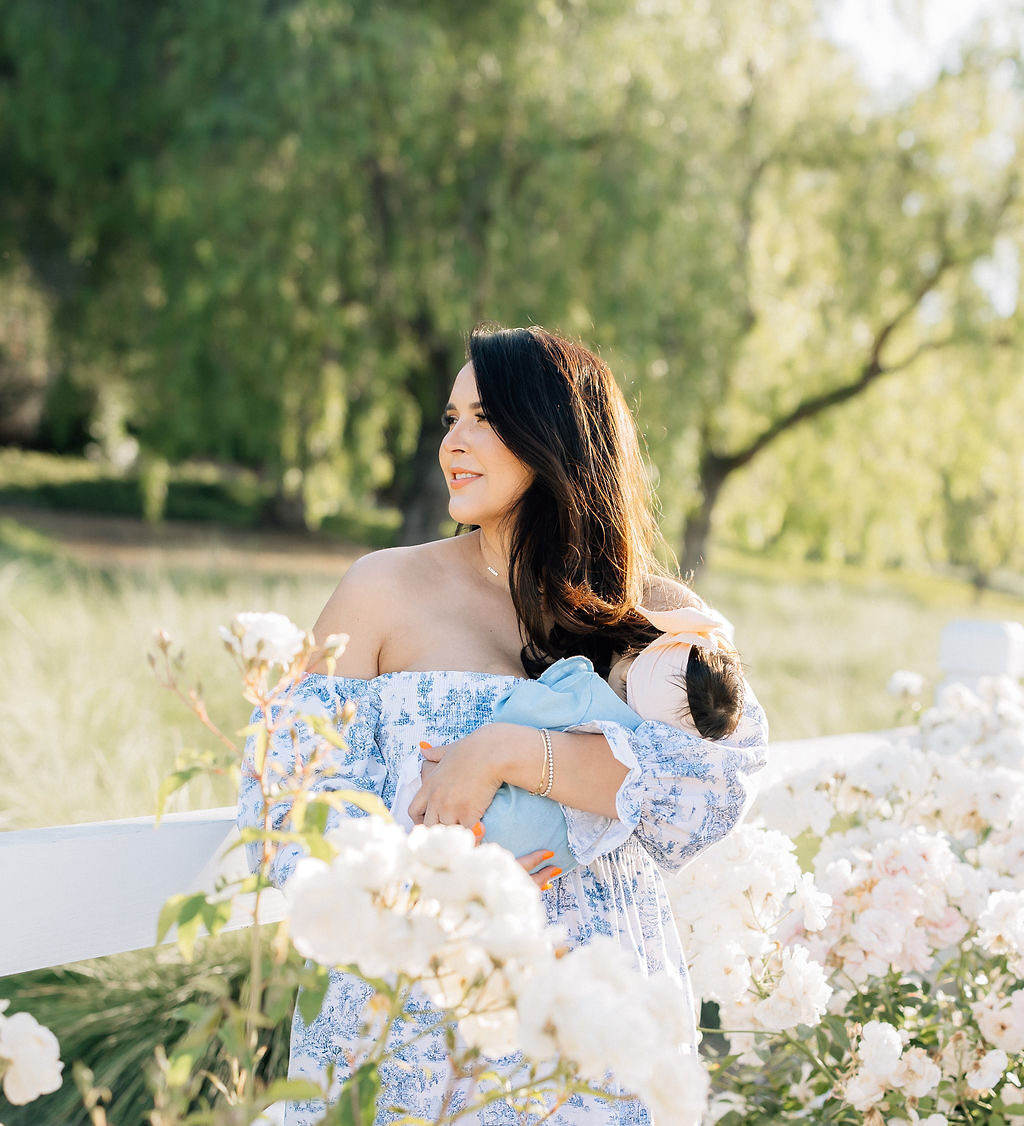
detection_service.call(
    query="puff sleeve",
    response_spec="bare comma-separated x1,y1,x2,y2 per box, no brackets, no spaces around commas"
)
560,683,769,871
236,674,385,888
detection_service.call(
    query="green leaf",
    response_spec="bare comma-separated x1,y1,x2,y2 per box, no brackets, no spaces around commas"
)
171,1002,219,1025
298,965,332,1026
305,835,335,861
252,725,269,776
237,827,306,846
156,767,203,824
166,1048,197,1088
327,1062,380,1126
304,714,350,750
216,1015,247,1059
261,1078,326,1103
156,894,190,944
306,801,330,836
199,897,233,938
318,789,391,820
176,913,203,962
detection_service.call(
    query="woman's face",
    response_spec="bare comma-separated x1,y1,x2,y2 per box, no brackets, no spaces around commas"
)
439,362,534,529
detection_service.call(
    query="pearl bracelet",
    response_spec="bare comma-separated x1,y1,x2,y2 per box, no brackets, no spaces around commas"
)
536,728,555,798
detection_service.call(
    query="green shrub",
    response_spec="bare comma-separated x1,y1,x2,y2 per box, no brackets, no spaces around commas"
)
2,934,291,1126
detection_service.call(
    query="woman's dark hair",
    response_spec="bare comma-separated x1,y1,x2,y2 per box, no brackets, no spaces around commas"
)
679,648,745,740
466,323,669,678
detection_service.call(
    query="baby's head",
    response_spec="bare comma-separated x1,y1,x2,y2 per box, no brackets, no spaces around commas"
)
609,604,745,740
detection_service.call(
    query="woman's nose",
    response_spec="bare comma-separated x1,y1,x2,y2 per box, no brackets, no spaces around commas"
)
441,419,468,452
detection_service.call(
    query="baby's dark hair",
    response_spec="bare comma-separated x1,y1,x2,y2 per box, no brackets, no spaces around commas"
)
676,646,745,740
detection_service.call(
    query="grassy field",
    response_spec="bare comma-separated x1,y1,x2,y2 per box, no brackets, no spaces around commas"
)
1,510,1022,831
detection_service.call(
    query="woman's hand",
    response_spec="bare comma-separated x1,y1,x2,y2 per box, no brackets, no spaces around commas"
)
515,849,563,891
408,727,505,829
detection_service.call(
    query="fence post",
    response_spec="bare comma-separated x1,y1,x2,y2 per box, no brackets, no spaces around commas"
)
938,618,1024,697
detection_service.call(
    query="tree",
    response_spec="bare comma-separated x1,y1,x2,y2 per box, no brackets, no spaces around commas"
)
2,0,1021,574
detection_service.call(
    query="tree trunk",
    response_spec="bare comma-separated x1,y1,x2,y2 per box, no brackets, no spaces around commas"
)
396,318,458,546
396,422,454,545
679,454,731,576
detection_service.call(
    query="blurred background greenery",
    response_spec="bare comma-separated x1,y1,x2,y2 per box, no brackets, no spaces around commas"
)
1,0,1024,831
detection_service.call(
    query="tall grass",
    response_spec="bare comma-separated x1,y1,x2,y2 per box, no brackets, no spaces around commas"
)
0,544,335,831
1,522,1022,830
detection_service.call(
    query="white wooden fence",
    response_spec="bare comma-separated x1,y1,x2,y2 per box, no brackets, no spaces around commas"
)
2,618,1022,980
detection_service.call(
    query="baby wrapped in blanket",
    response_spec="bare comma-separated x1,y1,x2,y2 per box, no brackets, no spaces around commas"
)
390,601,744,874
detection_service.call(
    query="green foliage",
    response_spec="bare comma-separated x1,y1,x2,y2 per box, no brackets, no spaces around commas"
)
0,452,275,526
2,0,1021,564
0,936,291,1126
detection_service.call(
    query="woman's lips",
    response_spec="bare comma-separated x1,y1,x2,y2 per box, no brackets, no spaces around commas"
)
448,472,482,490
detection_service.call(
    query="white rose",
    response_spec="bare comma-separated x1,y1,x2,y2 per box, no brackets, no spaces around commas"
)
641,1048,707,1126
966,1048,1008,1092
0,1010,64,1105
859,1020,904,1080
751,946,832,1032
688,942,752,1006
791,872,832,932
844,1068,888,1112
219,611,306,669
892,1046,941,1098
973,991,1024,1054
888,670,925,698
978,890,1024,962
1000,1079,1024,1105
851,907,906,967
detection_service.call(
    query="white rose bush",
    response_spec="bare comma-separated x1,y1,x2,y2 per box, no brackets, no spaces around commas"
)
133,613,707,1125
30,609,1022,1125
691,673,1024,1125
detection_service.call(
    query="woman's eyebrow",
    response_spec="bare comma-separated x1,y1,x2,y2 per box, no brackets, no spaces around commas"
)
443,400,483,411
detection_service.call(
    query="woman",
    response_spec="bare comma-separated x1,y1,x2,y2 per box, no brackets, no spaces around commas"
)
238,324,769,1124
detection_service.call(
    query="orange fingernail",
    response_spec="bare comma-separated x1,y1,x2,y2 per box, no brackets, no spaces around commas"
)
419,741,433,750
472,821,485,839
541,851,555,861
541,882,552,891
549,868,563,878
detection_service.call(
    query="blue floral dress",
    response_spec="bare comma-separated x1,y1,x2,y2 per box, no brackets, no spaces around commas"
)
237,670,769,1125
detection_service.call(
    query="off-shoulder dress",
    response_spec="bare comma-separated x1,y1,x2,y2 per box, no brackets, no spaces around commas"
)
237,669,769,1125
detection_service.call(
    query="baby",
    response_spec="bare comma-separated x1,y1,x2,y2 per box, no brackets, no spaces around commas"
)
390,600,745,875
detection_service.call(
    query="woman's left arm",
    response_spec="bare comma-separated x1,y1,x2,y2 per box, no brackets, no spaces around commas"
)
410,723,628,827
555,687,769,871
410,687,769,872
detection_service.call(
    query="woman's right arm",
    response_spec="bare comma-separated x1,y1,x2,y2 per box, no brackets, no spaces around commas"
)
237,552,397,886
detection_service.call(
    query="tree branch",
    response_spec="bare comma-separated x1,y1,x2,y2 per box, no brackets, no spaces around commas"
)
717,251,955,474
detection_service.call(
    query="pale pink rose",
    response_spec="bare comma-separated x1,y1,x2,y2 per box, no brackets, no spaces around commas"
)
925,905,970,948
966,1048,1008,1092
892,1046,941,1098
898,923,935,974
852,908,906,966
972,991,1024,1054
844,1069,888,1111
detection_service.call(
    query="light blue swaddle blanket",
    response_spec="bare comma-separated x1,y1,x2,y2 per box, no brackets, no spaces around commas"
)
484,655,642,874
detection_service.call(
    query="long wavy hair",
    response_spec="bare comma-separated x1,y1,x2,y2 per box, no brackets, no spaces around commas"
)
465,324,671,679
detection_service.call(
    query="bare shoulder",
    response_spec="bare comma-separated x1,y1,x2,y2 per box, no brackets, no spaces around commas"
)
311,546,423,677
311,539,471,676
